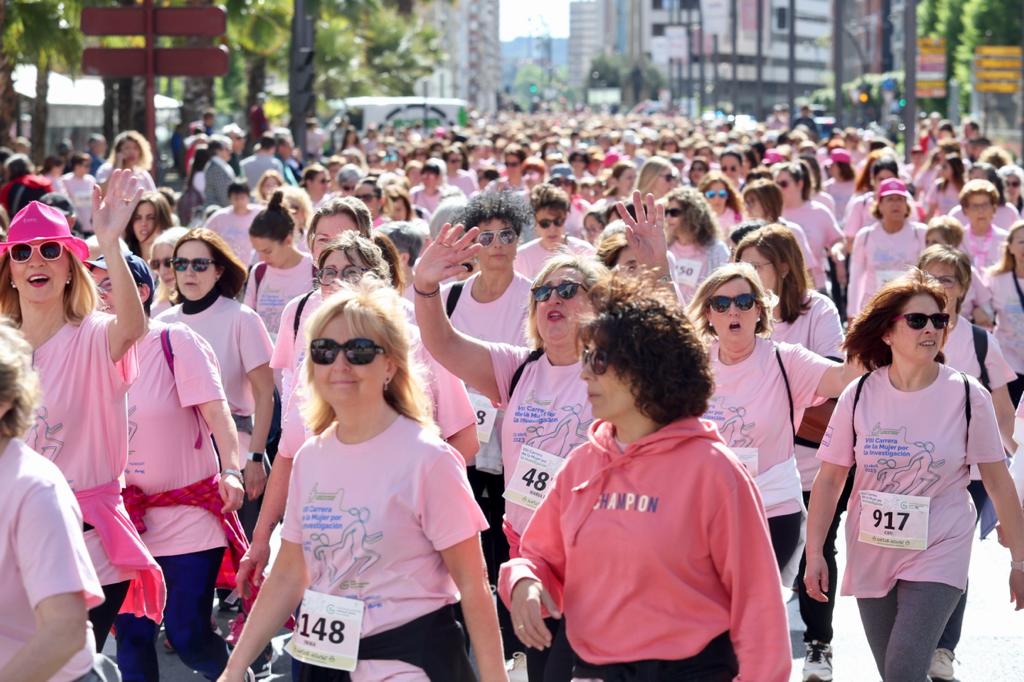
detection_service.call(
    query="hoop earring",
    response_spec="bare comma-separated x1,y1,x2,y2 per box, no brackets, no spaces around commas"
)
384,376,392,390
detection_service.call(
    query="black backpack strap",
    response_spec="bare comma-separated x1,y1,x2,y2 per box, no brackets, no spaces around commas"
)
509,348,545,400
293,290,315,342
970,324,990,391
773,344,796,441
445,282,465,319
850,371,872,448
961,371,972,436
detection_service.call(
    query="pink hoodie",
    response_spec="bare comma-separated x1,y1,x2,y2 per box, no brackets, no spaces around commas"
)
499,417,790,681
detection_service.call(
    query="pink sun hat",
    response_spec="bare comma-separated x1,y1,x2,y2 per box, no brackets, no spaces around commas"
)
1,201,90,263
877,178,911,200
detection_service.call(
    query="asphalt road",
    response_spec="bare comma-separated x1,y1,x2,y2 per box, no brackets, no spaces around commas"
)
108,526,1024,681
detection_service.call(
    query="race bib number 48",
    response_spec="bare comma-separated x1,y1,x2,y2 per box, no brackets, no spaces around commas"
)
858,490,930,550
503,445,563,511
286,590,364,671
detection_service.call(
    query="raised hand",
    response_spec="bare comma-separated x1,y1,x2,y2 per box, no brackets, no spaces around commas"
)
615,190,670,274
413,223,482,291
91,168,144,248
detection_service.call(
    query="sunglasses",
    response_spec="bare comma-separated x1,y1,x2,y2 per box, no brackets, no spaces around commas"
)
354,193,377,202
315,265,368,287
665,207,684,217
663,172,679,182
309,337,385,365
722,165,740,173
708,293,757,313
149,257,174,270
476,228,517,247
893,312,950,330
9,240,65,263
95,278,113,293
172,257,215,272
581,347,609,375
340,185,356,192
537,217,566,229
532,280,586,303
776,179,791,189
1007,180,1021,188
705,189,728,199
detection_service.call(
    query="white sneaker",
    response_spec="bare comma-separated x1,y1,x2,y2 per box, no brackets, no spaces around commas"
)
506,651,528,682
929,648,956,681
802,640,833,681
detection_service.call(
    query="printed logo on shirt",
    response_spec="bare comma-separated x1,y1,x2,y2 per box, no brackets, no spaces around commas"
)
26,407,65,460
301,488,384,597
511,400,591,458
861,425,943,496
591,491,660,513
704,397,755,447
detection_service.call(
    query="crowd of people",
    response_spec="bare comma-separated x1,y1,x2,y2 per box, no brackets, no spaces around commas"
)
3,108,1024,682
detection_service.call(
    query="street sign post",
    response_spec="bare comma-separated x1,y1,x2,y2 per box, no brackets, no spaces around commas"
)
916,37,946,99
80,2,229,165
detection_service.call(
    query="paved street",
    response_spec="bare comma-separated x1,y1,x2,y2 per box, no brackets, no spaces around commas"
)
114,522,1024,681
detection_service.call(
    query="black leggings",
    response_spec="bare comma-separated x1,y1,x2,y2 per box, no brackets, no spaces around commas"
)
797,468,856,644
526,617,574,682
89,580,131,651
1009,374,1024,407
767,511,804,572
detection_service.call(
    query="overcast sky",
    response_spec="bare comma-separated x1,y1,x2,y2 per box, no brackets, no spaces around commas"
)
500,0,570,42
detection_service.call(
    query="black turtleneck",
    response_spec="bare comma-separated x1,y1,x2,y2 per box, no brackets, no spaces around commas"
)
181,286,222,315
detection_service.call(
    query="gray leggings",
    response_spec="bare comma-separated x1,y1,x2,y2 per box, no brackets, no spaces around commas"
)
857,580,963,681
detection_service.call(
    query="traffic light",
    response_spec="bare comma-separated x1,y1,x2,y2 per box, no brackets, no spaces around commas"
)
529,83,538,94
857,88,870,104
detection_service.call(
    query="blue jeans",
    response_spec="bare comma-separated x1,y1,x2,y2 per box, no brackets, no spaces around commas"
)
115,546,229,681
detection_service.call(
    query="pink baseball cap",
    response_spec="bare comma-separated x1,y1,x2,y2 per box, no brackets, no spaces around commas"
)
602,152,621,168
763,150,785,165
829,148,851,164
877,178,911,200
1,201,90,263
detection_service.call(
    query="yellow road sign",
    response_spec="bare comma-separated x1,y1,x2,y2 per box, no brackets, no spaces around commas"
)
975,70,1022,82
975,81,1020,94
975,58,1023,70
975,46,1023,58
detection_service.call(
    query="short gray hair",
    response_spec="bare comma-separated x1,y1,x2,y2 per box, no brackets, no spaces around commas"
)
377,221,427,265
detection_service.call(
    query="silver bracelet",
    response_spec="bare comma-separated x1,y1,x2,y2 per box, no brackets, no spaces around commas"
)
1012,559,1024,572
222,468,244,482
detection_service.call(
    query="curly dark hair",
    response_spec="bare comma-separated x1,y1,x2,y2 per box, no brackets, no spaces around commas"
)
452,190,533,236
581,274,713,424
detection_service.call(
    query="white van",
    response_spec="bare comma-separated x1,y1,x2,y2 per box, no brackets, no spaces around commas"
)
332,97,468,133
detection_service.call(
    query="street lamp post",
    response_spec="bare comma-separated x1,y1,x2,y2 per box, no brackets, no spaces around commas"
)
903,0,916,163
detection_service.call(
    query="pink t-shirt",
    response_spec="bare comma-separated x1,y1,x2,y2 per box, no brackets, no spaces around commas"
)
948,203,1020,231
243,253,315,343
271,289,320,405
842,192,873,239
668,240,730,303
60,173,97,233
704,338,833,516
943,316,1016,390
126,323,228,557
847,221,927,317
824,179,856,220
715,208,741,234
927,183,962,217
205,206,262,266
817,365,1004,597
448,169,478,198
488,344,594,546
514,237,596,281
0,439,104,682
281,416,487,681
813,191,837,216
959,225,1009,272
157,296,274,417
777,219,820,275
988,271,1024,374
29,312,139,584
782,201,843,289
411,186,443,217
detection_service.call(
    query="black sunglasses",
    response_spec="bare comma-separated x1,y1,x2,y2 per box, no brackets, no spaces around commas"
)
149,257,173,270
894,313,950,330
709,293,757,313
309,337,385,365
582,347,608,375
537,217,566,229
665,207,684,217
532,281,586,303
173,257,214,272
476,228,517,247
9,240,64,263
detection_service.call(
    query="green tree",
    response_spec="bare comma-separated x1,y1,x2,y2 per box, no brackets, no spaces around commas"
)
955,0,1023,101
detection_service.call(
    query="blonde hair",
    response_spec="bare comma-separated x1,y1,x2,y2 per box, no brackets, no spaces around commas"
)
301,281,433,435
686,262,774,339
0,251,98,325
525,254,607,350
281,185,313,241
990,220,1024,276
636,156,675,196
151,226,189,306
0,317,41,438
108,130,154,172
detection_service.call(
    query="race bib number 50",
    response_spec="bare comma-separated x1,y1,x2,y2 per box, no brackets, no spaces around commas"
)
858,490,930,550
503,445,563,511
286,590,364,671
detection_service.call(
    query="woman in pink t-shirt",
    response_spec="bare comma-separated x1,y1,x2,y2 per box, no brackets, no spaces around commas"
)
147,226,189,318
123,191,173,262
774,161,844,291
847,179,927,318
414,191,672,681
741,179,821,275
501,276,790,682
925,154,966,220
662,186,729,303
0,321,110,682
514,184,595,280
841,152,900,245
986,221,1024,404
955,179,1010,272
805,271,1024,682
686,264,858,581
697,171,744,235
242,190,315,343
0,171,162,649
220,283,506,682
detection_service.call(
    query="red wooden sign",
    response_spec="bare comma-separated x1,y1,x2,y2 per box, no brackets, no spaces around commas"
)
81,6,227,37
82,46,231,78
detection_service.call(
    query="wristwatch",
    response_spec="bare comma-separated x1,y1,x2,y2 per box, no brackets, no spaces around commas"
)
248,452,264,463
222,469,243,482
1012,559,1024,572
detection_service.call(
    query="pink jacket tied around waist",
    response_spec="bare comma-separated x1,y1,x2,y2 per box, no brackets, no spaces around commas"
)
74,480,166,623
123,474,250,591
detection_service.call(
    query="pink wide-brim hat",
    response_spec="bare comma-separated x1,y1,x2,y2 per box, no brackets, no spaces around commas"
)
1,201,90,262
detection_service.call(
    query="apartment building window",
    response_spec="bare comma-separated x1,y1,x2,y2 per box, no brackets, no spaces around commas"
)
652,23,666,36
652,0,664,9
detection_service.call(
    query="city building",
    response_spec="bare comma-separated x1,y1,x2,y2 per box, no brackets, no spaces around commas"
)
418,0,501,113
568,0,604,89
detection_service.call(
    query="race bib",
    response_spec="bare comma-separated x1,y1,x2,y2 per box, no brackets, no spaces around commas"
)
469,393,498,444
858,490,930,550
875,270,904,289
503,444,563,511
674,258,702,288
733,447,759,477
286,590,364,671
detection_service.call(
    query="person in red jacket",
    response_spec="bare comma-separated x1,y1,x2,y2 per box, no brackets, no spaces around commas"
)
0,154,53,217
500,274,791,682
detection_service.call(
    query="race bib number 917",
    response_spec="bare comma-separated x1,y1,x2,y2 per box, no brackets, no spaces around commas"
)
858,490,930,550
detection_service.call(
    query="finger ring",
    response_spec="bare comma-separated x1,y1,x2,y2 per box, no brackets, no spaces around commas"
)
122,197,132,203
516,624,525,631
